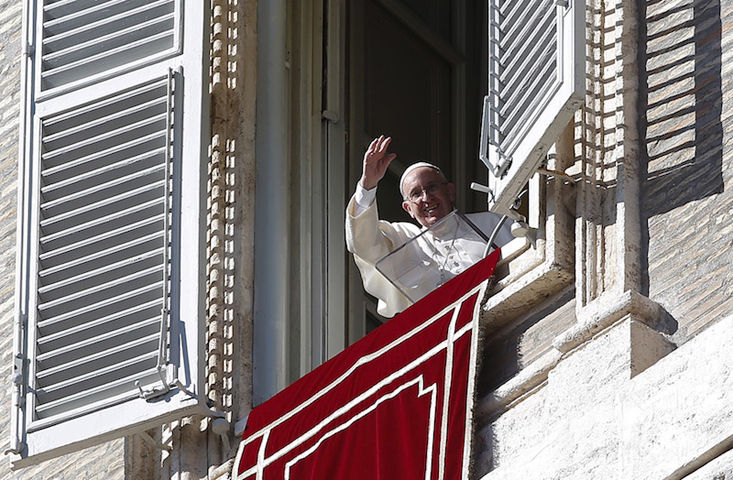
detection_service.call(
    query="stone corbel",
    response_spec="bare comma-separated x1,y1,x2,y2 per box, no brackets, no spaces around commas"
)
554,289,676,354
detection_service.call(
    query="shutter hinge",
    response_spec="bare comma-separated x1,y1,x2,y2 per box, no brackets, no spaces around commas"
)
11,353,24,386
21,42,34,58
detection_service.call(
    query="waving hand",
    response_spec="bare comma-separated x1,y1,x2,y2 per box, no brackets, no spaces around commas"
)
359,135,397,190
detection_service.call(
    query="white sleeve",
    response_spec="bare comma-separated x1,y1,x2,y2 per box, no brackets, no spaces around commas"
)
353,183,377,216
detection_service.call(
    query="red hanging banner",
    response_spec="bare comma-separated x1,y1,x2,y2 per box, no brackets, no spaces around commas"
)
235,249,501,480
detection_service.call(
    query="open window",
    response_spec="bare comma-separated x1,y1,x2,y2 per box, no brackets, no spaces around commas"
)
11,0,210,467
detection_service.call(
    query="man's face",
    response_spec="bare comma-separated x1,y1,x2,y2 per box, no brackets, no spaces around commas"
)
401,167,455,228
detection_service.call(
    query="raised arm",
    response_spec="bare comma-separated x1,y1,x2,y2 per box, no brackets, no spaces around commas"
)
359,135,397,190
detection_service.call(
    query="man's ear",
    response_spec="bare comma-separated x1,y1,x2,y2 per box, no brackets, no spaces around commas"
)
402,201,414,217
447,182,456,203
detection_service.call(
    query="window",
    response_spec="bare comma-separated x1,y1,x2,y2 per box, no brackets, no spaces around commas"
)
11,0,209,467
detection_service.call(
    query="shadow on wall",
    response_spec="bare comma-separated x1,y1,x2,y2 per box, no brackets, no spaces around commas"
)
639,0,724,217
639,0,725,313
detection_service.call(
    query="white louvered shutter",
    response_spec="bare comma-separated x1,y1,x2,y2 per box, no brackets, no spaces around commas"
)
12,0,209,467
479,0,584,215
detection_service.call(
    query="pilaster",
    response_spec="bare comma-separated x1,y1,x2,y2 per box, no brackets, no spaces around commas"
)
573,0,668,343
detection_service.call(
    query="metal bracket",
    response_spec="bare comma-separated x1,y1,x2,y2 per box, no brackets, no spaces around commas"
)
6,353,26,456
138,430,172,452
537,167,575,183
478,98,513,180
136,365,175,400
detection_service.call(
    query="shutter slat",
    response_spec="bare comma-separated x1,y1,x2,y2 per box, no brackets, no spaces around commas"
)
44,0,147,24
37,317,160,363
42,96,167,144
38,265,164,312
488,0,560,153
500,36,556,118
36,352,158,402
41,112,168,162
41,148,167,198
500,0,552,53
34,357,160,419
43,16,175,70
39,197,164,245
41,30,174,81
40,178,166,226
40,0,179,92
43,1,172,48
41,132,166,178
38,247,165,296
501,56,557,141
42,163,166,211
37,333,160,380
43,78,168,128
37,299,162,346
38,214,165,262
36,281,165,328
500,8,554,82
30,367,161,428
39,231,164,278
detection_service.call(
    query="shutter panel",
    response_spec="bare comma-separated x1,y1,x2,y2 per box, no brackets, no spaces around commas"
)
479,0,584,215
12,0,209,468
38,0,181,95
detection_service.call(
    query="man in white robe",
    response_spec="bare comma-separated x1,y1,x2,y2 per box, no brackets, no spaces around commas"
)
345,136,512,317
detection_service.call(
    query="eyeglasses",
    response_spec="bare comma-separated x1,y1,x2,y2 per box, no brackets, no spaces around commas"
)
405,182,447,203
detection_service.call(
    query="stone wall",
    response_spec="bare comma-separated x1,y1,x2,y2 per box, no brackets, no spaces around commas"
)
642,0,733,341
0,1,125,478
478,315,733,479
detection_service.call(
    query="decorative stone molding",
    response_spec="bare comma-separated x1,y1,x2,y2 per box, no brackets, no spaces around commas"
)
554,289,675,354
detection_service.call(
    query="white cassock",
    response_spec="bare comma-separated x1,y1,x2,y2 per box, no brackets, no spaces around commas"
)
345,194,513,318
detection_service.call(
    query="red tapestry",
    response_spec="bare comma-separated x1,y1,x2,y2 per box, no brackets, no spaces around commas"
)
235,249,500,480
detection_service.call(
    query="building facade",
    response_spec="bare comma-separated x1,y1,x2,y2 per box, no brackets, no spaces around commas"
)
0,0,731,479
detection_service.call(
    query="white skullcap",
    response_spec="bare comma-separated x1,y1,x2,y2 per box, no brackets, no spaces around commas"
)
399,162,443,197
